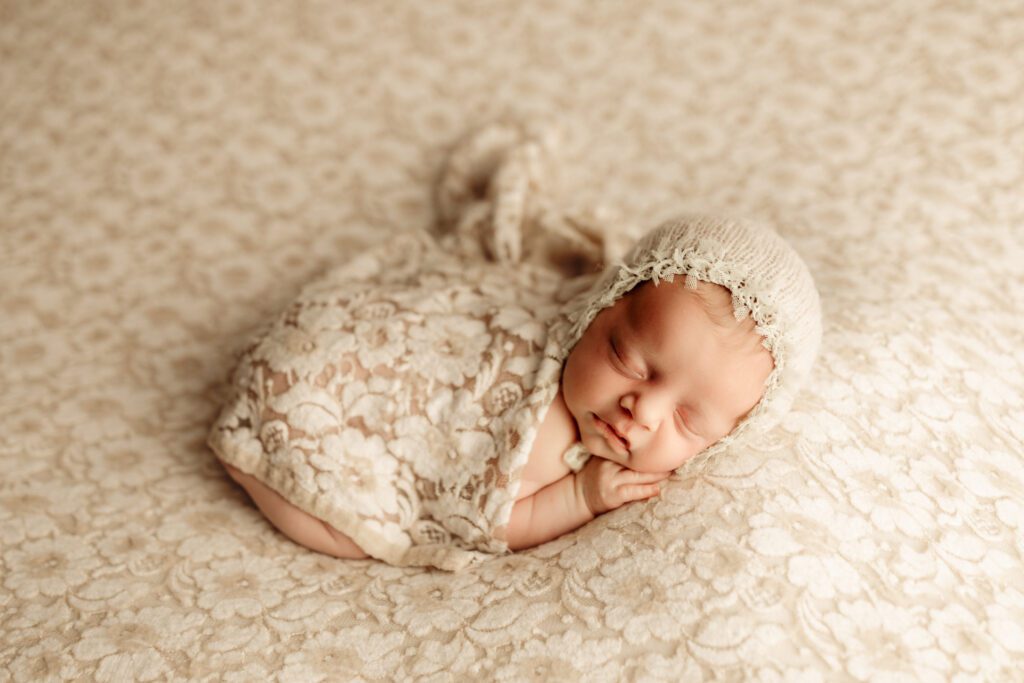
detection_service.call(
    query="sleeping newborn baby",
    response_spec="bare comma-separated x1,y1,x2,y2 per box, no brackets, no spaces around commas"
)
208,123,821,571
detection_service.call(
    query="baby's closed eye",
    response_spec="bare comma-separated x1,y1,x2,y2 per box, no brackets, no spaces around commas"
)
609,337,646,379
674,409,702,438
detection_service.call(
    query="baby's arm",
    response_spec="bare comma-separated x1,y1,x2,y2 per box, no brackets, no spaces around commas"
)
505,457,667,550
505,472,593,550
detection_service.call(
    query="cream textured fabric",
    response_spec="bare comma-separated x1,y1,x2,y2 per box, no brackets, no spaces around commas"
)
4,1,1024,680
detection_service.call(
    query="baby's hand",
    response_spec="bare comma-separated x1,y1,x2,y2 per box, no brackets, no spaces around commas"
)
576,457,669,516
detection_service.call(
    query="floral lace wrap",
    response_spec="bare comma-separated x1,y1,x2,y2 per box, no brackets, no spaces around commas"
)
208,231,579,570
209,121,611,570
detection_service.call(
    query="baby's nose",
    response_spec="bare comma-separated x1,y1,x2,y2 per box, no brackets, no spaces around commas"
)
623,392,670,432
619,393,636,413
618,396,645,429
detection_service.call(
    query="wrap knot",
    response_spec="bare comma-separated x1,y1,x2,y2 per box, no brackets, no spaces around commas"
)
435,120,629,275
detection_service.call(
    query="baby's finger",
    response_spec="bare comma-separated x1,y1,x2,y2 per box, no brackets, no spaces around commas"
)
623,469,671,484
621,483,662,502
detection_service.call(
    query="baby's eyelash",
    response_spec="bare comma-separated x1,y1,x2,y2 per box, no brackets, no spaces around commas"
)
609,340,624,367
676,410,705,439
609,338,645,379
675,410,696,437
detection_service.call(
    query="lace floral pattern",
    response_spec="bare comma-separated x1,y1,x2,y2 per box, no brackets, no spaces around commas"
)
2,0,1023,680
209,233,573,570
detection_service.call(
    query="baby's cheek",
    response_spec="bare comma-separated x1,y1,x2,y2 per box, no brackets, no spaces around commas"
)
561,352,589,410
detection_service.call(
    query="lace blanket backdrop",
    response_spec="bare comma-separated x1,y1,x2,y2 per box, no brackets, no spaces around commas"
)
2,1,1023,680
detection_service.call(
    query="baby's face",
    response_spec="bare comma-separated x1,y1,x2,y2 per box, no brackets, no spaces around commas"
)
562,279,773,473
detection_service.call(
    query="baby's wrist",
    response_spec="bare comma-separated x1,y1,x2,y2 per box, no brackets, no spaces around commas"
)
572,472,598,519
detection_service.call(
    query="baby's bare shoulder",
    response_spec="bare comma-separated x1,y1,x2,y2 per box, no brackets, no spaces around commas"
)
517,389,577,499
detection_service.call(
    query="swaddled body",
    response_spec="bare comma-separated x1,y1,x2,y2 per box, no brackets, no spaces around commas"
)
209,231,583,570
209,121,823,571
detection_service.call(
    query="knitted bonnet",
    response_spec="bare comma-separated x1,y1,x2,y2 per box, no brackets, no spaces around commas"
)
561,214,823,467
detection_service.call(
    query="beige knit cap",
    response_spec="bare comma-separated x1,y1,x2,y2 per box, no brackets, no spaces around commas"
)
563,214,823,466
